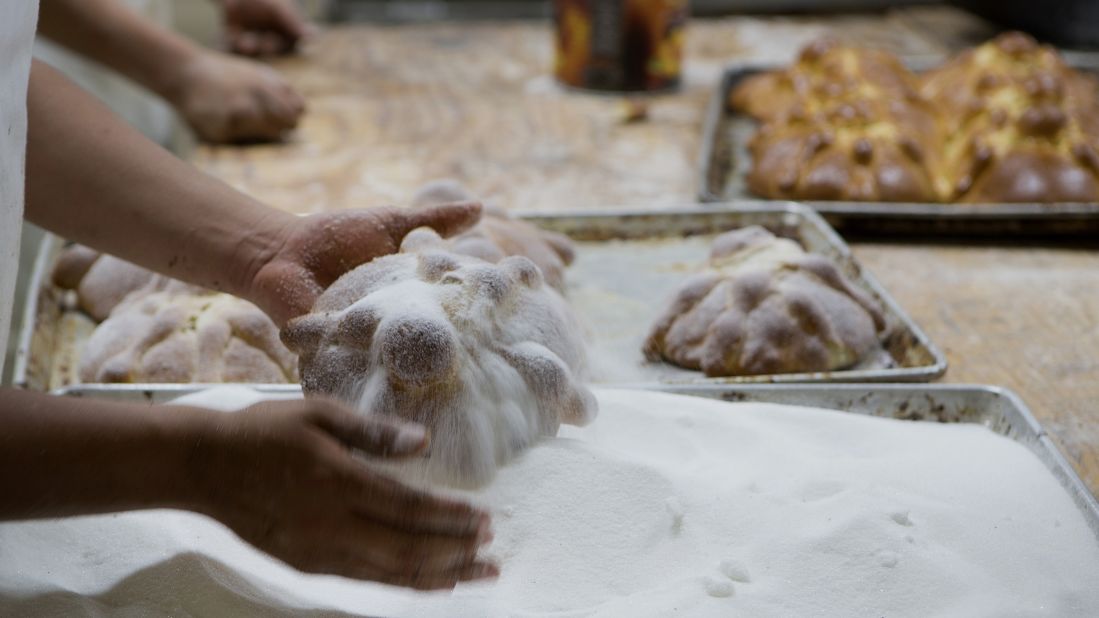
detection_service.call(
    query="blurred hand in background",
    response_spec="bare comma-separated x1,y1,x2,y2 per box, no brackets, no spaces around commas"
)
38,0,307,143
219,0,312,56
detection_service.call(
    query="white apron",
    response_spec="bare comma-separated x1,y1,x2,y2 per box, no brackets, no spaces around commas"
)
0,2,39,378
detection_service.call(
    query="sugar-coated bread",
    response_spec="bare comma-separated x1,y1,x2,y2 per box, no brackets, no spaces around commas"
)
55,245,298,384
79,290,298,384
52,245,199,321
410,179,576,290
644,226,885,377
282,234,595,488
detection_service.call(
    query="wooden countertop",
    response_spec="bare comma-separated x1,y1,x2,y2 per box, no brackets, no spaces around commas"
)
189,10,1099,497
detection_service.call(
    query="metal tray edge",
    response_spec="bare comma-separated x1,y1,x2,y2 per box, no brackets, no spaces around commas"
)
11,233,60,389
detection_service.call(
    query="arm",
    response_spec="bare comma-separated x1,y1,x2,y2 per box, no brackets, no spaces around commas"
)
37,0,305,142
0,388,207,518
25,59,291,303
0,388,497,588
25,60,481,326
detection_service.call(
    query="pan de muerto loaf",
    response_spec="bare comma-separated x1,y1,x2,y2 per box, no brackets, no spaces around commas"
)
919,32,1099,202
410,179,576,291
79,290,298,384
281,229,596,487
731,41,944,202
52,245,200,321
644,226,885,377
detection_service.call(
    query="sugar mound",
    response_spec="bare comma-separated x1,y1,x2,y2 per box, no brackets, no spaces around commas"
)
3,388,1097,618
283,245,596,488
718,559,751,583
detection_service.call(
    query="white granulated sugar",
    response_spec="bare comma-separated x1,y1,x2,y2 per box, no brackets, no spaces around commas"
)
1,387,1097,618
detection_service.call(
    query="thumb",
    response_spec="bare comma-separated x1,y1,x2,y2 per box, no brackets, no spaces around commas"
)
399,201,483,239
310,399,430,458
252,260,323,328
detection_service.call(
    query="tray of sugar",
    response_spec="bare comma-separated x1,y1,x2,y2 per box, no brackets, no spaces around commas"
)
12,203,945,391
50,381,1099,541
699,64,1099,238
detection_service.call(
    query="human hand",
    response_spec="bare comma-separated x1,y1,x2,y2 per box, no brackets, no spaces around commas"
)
248,202,483,327
189,397,498,588
220,0,309,57
171,50,305,143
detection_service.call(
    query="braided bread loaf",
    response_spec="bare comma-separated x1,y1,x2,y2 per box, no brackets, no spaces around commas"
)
732,40,944,202
54,245,297,384
920,32,1099,202
79,290,298,384
731,33,1099,203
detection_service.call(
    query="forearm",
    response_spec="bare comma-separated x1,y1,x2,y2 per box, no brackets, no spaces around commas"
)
0,389,211,520
36,0,201,103
24,60,293,299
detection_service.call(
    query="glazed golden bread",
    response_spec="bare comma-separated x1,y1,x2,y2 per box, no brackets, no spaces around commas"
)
920,32,1099,202
732,40,944,202
730,33,1099,203
644,226,885,377
53,245,298,384
730,39,923,124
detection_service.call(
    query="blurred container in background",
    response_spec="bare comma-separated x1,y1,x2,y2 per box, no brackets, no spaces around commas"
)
554,0,687,92
952,0,1099,48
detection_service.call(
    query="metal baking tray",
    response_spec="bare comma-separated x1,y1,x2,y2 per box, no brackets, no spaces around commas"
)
698,63,1099,238
12,204,946,391
51,382,1099,541
521,203,946,384
12,232,97,392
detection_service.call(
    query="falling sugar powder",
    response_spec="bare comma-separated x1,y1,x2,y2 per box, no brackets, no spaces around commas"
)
2,387,1099,617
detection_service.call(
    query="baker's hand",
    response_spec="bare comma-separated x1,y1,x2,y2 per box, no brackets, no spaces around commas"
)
190,398,498,589
170,50,305,143
249,202,483,327
220,0,309,57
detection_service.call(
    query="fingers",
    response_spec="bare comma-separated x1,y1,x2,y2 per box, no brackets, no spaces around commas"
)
267,0,307,42
384,561,500,591
325,514,497,589
400,202,484,239
356,520,493,579
337,558,499,591
307,399,429,457
348,469,492,537
229,29,261,56
227,77,303,142
226,0,306,57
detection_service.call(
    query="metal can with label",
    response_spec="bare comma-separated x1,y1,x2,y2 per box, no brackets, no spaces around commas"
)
554,0,687,93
